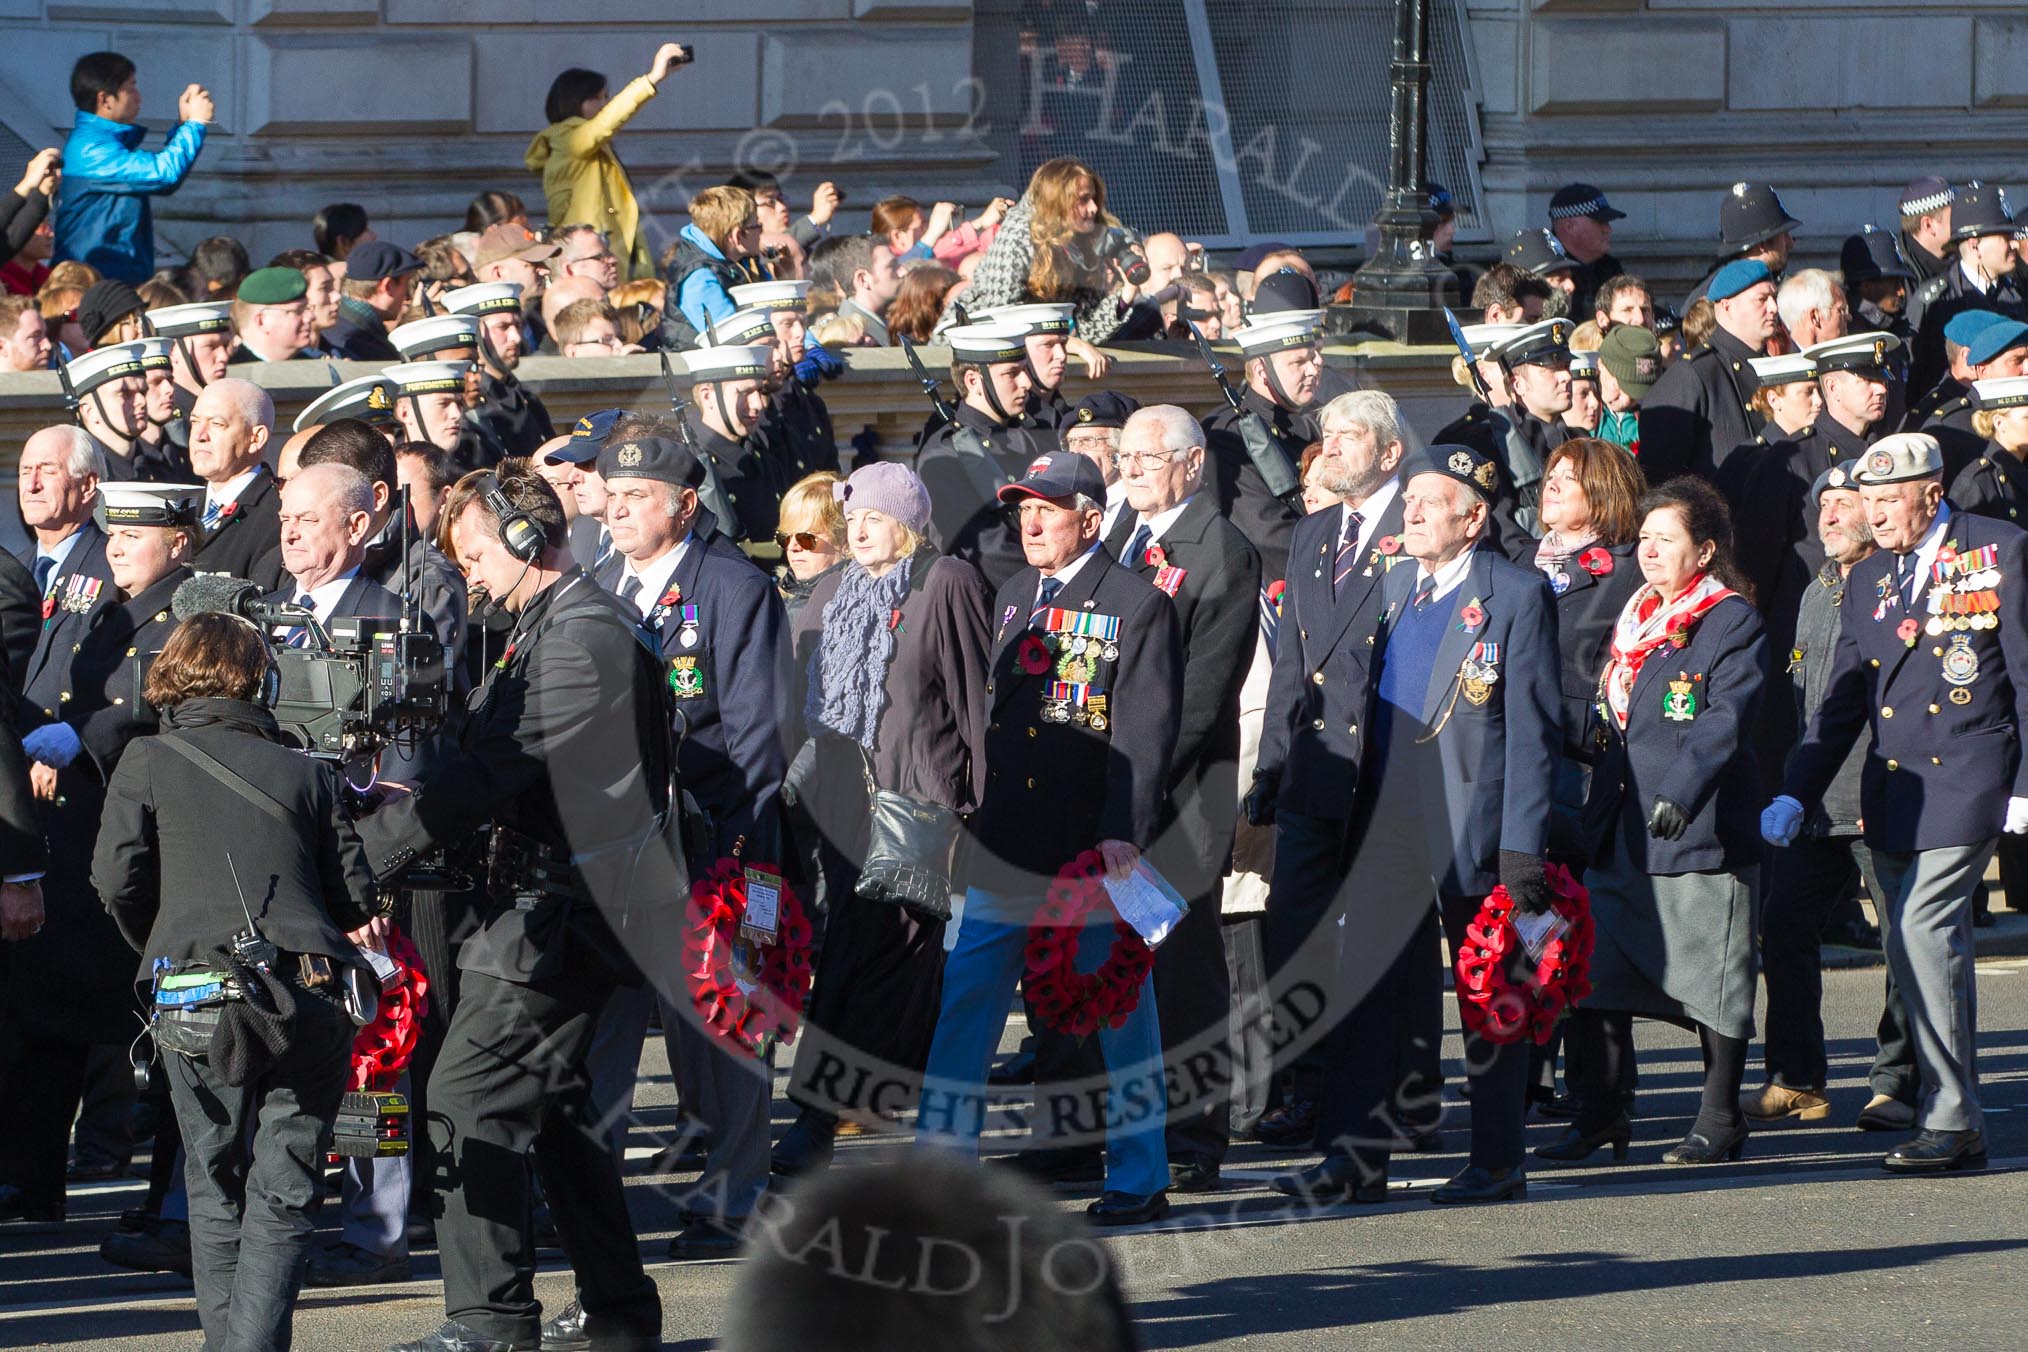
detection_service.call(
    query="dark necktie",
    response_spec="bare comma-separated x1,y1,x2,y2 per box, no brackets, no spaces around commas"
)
1102,509,1135,557
32,555,54,596
1123,523,1152,570
1413,579,1435,610
616,573,643,609
594,529,614,569
1333,510,1365,598
1897,552,1919,607
1030,576,1063,628
286,594,315,647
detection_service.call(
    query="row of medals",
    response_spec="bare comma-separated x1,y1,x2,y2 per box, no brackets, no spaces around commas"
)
1043,633,1119,725
1925,567,2001,635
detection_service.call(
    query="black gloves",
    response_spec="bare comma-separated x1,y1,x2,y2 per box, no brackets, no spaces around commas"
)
1243,770,1279,827
1499,849,1550,916
1647,797,1689,841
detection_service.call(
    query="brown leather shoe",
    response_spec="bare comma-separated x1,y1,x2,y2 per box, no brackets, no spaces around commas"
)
1741,1083,1831,1122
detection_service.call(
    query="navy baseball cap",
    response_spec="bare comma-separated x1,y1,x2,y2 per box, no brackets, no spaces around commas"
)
344,240,424,283
547,407,626,465
997,449,1107,506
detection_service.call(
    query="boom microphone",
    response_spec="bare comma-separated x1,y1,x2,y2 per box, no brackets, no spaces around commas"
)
171,574,316,627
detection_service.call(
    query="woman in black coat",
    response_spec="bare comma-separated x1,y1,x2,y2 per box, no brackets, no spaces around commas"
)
1540,478,1768,1167
1949,380,2028,525
91,614,377,1352
775,463,991,1175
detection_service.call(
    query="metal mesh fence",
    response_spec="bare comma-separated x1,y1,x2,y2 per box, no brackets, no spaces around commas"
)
972,0,1482,246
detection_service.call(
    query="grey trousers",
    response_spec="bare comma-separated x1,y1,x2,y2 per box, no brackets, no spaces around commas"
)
1870,841,1990,1133
586,982,770,1221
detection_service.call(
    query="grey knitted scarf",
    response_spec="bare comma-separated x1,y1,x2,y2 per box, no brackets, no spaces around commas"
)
806,556,914,750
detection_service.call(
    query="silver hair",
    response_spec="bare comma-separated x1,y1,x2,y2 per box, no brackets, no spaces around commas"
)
29,424,106,480
1776,268,1841,333
294,461,374,518
1318,388,1402,451
1072,492,1102,514
204,376,276,436
1125,404,1206,458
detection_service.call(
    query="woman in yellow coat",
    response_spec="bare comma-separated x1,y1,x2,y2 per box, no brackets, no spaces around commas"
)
525,42,691,282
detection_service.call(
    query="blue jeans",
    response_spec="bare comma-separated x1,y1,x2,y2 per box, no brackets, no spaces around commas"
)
917,887,1167,1195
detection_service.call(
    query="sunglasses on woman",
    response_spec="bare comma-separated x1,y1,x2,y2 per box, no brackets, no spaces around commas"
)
775,530,827,551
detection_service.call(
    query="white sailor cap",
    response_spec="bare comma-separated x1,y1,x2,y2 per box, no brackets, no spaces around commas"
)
1748,353,1818,387
703,307,778,347
1458,322,1526,359
101,480,203,529
945,322,1031,364
390,314,481,360
1489,317,1574,369
442,282,524,317
682,344,773,383
1568,349,1600,379
1972,375,2028,412
976,303,1075,337
387,361,471,396
1232,315,1321,356
146,301,233,338
294,373,398,433
728,280,810,313
131,337,172,371
1802,331,1900,376
65,343,148,396
1854,432,1944,485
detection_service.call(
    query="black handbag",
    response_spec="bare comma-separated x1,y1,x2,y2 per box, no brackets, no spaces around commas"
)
854,753,961,922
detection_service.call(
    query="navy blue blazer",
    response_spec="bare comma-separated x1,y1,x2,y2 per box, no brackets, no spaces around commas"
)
19,522,118,730
1583,593,1768,873
597,523,787,864
1364,545,1562,895
1785,508,2028,851
1545,540,1644,762
967,549,1181,895
1256,491,1410,821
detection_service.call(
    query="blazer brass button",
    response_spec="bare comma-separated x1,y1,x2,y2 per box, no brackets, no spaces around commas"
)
1880,706,1893,718
1027,727,1037,738
1312,671,1325,685
1312,718,1326,731
1886,759,1899,771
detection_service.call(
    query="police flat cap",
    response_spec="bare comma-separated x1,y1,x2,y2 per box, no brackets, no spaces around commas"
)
1854,433,1944,484
237,267,309,306
1899,177,1954,217
1548,183,1625,223
1401,442,1500,502
597,434,706,488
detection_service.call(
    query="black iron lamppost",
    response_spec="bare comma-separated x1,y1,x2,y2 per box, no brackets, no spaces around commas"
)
1335,0,1459,343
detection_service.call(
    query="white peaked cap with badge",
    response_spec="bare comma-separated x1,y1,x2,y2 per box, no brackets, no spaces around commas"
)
1749,353,1818,386
101,480,204,528
944,322,1030,364
294,373,398,433
729,279,810,312
1458,322,1525,358
390,314,480,360
1854,432,1944,484
387,361,471,395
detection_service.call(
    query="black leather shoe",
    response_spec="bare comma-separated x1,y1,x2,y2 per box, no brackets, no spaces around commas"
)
986,1049,1036,1085
539,1298,661,1352
1086,1190,1170,1226
67,1154,128,1182
1661,1122,1748,1165
667,1215,745,1261
1536,1092,1583,1120
0,1184,63,1224
1268,1156,1388,1205
1429,1166,1527,1205
1168,1158,1222,1194
1390,1127,1445,1154
1249,1098,1317,1147
100,1221,190,1275
388,1319,530,1352
1882,1128,1988,1174
998,1146,1105,1186
770,1115,836,1178
1536,1113,1632,1163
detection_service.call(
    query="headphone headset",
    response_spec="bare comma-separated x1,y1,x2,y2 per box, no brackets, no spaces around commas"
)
478,471,546,563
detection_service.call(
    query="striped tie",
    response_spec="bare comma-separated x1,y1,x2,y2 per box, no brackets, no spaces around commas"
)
1030,576,1063,629
1413,580,1436,610
1332,511,1365,598
286,594,315,647
201,497,223,532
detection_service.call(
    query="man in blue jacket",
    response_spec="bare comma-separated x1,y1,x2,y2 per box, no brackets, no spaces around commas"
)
53,52,211,285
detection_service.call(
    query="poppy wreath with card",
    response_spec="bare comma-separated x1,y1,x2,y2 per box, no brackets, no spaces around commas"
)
683,857,815,1058
348,928,431,1092
1022,851,1155,1037
1453,862,1594,1045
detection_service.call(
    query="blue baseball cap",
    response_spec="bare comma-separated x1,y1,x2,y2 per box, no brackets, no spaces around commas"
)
546,407,626,465
1706,258,1773,303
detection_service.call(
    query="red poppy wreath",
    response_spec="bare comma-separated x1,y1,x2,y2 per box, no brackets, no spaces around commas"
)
1453,861,1595,1045
1022,851,1156,1037
683,857,815,1057
350,928,432,1092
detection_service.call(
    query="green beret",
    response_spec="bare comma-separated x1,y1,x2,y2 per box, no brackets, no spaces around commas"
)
238,266,309,306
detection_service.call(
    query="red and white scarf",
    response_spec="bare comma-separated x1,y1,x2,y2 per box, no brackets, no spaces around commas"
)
1600,572,1736,729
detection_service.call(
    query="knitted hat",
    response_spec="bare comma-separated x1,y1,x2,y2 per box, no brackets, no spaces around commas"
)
835,461,931,533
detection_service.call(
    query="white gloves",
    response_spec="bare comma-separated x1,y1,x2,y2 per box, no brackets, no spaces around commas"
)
2006,797,2028,836
1759,795,1805,848
22,722,81,769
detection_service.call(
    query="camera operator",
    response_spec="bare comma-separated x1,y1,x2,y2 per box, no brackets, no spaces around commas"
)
90,613,377,1352
956,156,1155,344
361,468,677,1352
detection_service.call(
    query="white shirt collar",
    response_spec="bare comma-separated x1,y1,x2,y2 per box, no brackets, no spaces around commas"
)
622,535,691,618
207,466,262,509
288,566,361,623
1038,542,1102,605
34,528,84,583
1415,545,1478,605
1344,478,1400,555
1902,503,1954,592
1136,495,1195,547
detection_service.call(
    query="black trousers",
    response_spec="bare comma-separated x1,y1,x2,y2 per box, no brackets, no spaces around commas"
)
1153,872,1233,1167
426,950,657,1346
168,989,353,1352
0,1030,90,1210
1759,833,1917,1100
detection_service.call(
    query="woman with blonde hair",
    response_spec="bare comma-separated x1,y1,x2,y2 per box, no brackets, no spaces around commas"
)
661,184,771,347
608,276,667,349
525,43,692,282
956,157,1147,342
